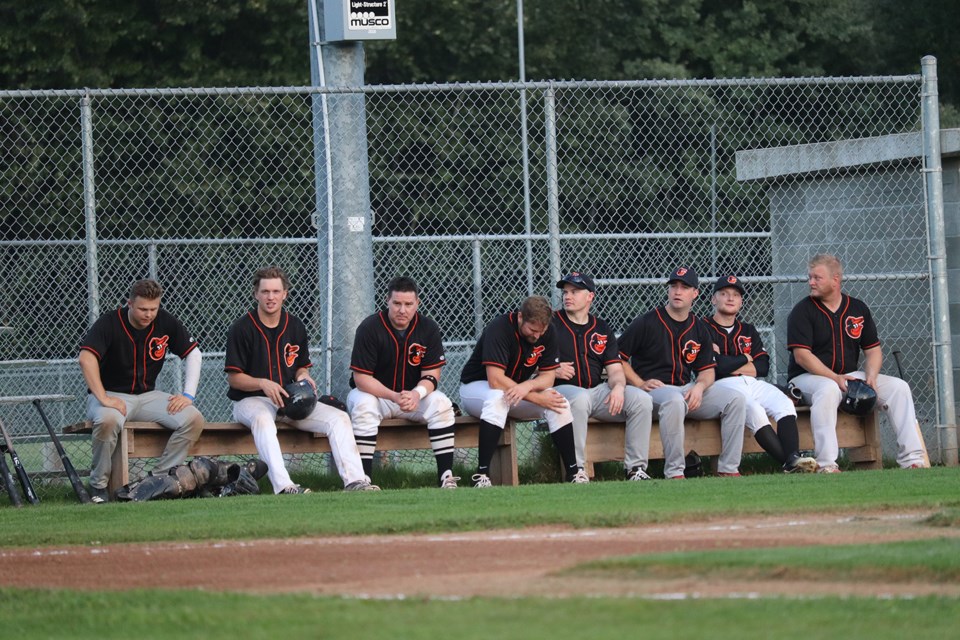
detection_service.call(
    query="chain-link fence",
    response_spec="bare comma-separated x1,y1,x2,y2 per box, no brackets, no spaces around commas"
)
0,70,939,497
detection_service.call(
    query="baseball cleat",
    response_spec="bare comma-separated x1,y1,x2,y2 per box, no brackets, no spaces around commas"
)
783,454,819,474
88,484,109,504
471,473,492,488
717,471,741,477
344,479,380,491
907,463,929,469
626,466,652,481
817,464,842,474
570,468,590,484
280,484,311,494
439,470,460,489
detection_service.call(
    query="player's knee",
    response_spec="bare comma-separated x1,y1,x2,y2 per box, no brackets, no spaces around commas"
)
92,417,121,441
814,384,842,407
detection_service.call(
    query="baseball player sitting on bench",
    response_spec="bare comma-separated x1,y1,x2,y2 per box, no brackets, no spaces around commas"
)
347,276,459,489
787,253,929,472
460,295,584,486
79,278,205,503
703,275,818,473
225,266,378,494
619,266,746,478
551,272,654,481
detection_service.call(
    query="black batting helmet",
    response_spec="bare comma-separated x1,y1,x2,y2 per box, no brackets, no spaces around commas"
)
840,379,877,416
280,379,317,420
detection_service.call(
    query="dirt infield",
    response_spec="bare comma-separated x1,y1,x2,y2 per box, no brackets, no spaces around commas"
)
2,509,957,598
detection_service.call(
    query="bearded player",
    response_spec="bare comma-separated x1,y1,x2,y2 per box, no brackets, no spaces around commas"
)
225,266,377,494
460,295,584,486
552,272,654,481
787,253,928,472
348,276,458,488
704,275,818,473
79,279,205,503
619,266,746,478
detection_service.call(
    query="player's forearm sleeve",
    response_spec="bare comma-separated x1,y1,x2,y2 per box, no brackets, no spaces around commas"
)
183,348,202,398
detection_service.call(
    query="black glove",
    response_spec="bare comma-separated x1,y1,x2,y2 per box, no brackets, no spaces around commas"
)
318,394,348,412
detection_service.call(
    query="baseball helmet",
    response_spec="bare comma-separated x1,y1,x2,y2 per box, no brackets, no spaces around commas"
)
840,379,877,416
280,379,317,420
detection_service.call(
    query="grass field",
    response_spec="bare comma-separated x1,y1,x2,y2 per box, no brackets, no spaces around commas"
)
2,466,960,639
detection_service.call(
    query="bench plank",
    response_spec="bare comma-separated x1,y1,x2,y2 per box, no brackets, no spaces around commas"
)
65,415,516,494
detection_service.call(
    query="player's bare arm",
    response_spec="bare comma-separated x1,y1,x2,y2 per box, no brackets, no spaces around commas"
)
79,350,127,416
604,362,627,415
555,361,575,381
621,360,662,392
793,347,851,391
524,388,569,412
354,371,400,402
227,371,288,408
862,346,882,389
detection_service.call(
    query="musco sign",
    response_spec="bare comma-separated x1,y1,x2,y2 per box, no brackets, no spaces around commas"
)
324,0,396,41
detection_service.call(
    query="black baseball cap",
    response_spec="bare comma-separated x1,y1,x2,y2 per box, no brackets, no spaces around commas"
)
667,266,699,289
713,275,746,296
556,272,596,293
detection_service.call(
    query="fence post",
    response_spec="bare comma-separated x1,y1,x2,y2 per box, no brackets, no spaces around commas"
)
921,55,958,466
81,93,100,323
544,85,560,305
472,238,484,336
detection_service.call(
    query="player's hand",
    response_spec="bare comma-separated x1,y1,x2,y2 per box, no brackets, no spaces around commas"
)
555,362,575,381
397,390,420,412
503,382,530,407
297,375,317,392
684,383,705,412
640,378,663,392
260,379,288,408
537,388,569,412
712,343,720,353
166,394,193,414
836,375,853,392
864,375,878,390
605,385,624,415
102,395,127,417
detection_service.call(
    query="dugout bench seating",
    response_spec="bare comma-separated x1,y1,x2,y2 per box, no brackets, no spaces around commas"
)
580,406,881,477
63,415,517,497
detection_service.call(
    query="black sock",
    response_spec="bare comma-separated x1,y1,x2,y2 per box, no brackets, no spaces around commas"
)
776,415,800,458
476,420,503,476
755,425,787,464
435,452,454,483
550,423,580,480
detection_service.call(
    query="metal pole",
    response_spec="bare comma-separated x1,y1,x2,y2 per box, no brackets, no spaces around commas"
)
921,55,958,465
308,0,336,394
147,243,158,281
710,124,718,276
544,85,561,306
472,238,484,336
81,93,100,323
517,0,534,296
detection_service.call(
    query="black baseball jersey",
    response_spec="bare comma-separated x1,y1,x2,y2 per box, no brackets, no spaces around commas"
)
703,316,770,380
618,306,716,386
80,307,198,395
224,308,312,401
350,310,447,391
787,294,879,379
460,311,561,384
552,310,620,389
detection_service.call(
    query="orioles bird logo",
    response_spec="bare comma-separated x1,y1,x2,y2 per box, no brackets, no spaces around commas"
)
590,333,608,355
149,336,169,361
727,276,739,285
676,267,689,276
284,343,300,367
524,345,545,367
845,316,865,339
408,343,427,367
737,336,752,355
681,339,701,364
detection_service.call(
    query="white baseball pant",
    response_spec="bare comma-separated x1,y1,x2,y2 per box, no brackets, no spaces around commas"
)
712,376,796,434
790,371,926,468
555,384,653,471
459,381,573,431
232,395,367,493
347,388,456,458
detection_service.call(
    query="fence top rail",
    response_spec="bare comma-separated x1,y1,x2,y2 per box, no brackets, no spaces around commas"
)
0,74,922,100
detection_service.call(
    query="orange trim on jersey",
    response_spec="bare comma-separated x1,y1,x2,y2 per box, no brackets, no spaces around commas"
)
350,365,376,375
80,345,102,360
810,296,850,373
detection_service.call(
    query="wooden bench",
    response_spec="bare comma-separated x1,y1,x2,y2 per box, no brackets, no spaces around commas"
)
63,415,517,496
581,406,881,476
